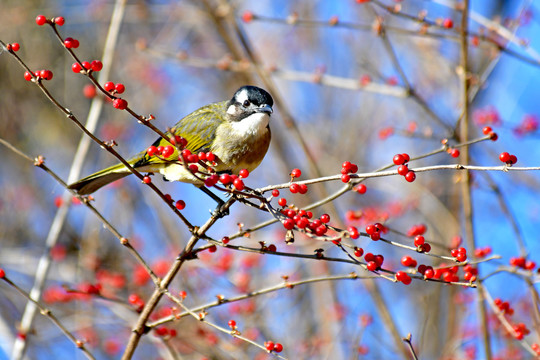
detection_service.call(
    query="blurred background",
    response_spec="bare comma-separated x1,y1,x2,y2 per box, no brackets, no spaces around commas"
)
1,0,540,359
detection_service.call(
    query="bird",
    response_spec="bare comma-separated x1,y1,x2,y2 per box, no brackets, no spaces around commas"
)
68,85,274,200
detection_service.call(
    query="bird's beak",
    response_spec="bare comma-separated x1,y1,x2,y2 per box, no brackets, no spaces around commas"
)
257,104,273,115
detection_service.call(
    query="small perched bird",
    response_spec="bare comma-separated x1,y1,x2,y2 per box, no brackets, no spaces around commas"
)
68,85,274,197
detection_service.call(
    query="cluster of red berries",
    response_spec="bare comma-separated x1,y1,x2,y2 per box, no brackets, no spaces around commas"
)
341,161,358,183
413,235,431,253
264,341,283,353
24,69,53,81
393,153,416,182
364,252,384,271
64,37,80,49
281,209,324,235
432,265,460,283
509,256,536,271
289,182,308,194
417,264,435,279
401,255,417,268
365,222,386,241
71,60,103,73
5,43,20,52
499,152,518,165
128,293,145,312
482,126,498,141
154,327,177,338
513,322,530,340
474,246,492,258
395,271,412,285
450,247,467,262
36,15,65,26
494,298,514,316
462,264,477,281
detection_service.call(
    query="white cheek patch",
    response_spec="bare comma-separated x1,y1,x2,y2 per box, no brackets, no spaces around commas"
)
226,104,237,115
230,112,270,137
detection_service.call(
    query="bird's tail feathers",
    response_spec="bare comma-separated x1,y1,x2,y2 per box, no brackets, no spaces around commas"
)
68,162,131,195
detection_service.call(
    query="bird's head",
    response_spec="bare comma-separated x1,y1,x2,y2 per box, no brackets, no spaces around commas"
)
226,86,274,121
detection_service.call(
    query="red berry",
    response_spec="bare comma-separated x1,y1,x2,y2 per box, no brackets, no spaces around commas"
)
396,271,411,284
83,84,97,98
289,183,300,193
442,18,453,28
36,15,47,26
239,169,249,178
0,268,5,278
348,226,359,239
366,261,377,271
162,145,174,158
54,16,65,26
233,178,245,190
393,154,406,165
424,268,434,278
205,151,215,161
271,189,280,197
499,152,510,163
222,237,230,244
72,62,82,73
174,200,185,210
40,70,53,80
291,168,302,178
490,132,498,141
228,320,236,329
397,164,409,176
82,61,91,70
482,126,492,135
208,245,217,253
283,219,295,230
401,153,410,162
278,198,287,207
355,184,367,194
273,343,283,353
11,43,20,52
401,256,417,267
143,176,151,184
298,183,308,194
103,81,114,92
113,98,128,110
404,170,416,182
242,11,254,23
414,235,425,246
509,155,517,164
450,149,460,158
24,71,32,81
91,60,103,72
354,247,364,257
320,214,330,223
219,173,232,185
115,83,125,94
341,174,351,183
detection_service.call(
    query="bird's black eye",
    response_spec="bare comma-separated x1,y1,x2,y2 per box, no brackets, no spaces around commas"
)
243,100,250,107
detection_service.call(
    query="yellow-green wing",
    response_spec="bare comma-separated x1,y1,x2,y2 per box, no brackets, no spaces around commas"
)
132,101,228,168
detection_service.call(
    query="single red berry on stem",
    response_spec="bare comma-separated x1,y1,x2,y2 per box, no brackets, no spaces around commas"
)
450,149,460,158
393,154,406,165
355,184,367,194
11,43,20,52
397,164,409,176
113,98,128,110
82,61,91,70
278,197,287,207
482,126,492,135
104,81,115,92
91,60,103,72
442,18,453,28
72,62,83,73
273,343,283,353
0,268,5,278
233,178,245,190
115,83,125,94
83,84,97,98
175,200,185,210
405,170,416,182
54,17,65,26
24,71,33,81
228,320,236,329
499,152,510,163
291,168,302,178
239,169,249,178
36,15,47,26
